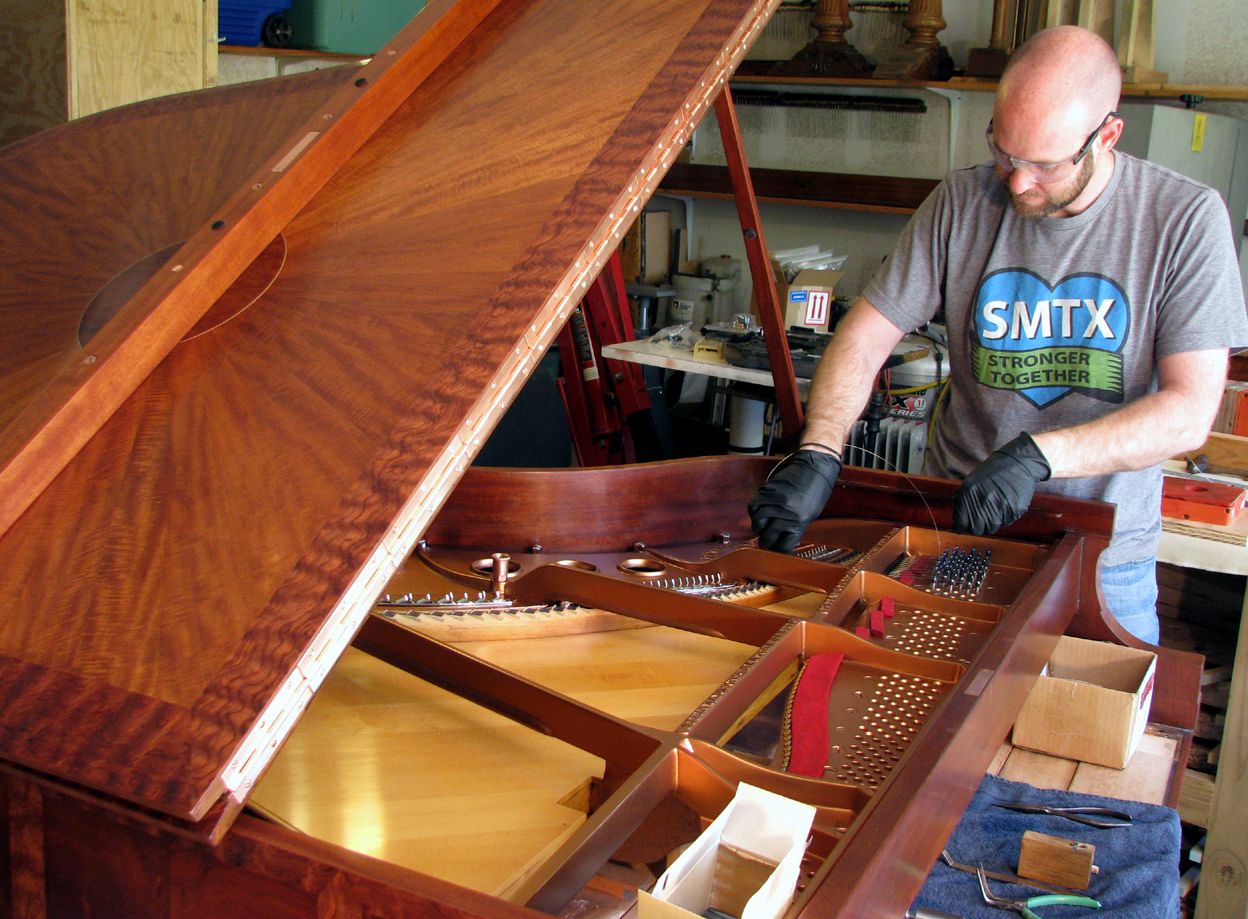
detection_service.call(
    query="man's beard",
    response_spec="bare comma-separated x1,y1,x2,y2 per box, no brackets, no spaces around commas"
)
1008,150,1096,218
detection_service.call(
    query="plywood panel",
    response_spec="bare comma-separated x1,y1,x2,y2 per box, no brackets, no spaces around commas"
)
204,0,219,88
66,0,204,118
1,0,214,143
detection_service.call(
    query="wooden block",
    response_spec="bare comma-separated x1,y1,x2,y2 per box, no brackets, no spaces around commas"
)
1018,830,1096,891
998,746,1079,790
1188,741,1215,771
1178,769,1214,829
1067,729,1176,806
1203,665,1234,686
1173,431,1248,477
987,742,1013,776
1195,709,1224,742
1202,681,1231,710
1179,865,1200,897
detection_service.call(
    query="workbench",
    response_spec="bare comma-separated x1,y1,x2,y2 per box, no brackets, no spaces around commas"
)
602,338,811,452
602,337,812,392
1157,435,1248,919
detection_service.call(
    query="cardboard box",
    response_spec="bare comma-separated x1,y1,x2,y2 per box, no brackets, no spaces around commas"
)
751,260,842,333
638,783,816,919
1012,636,1156,769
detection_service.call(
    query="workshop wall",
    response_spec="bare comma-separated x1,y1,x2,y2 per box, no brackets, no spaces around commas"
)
678,0,1248,317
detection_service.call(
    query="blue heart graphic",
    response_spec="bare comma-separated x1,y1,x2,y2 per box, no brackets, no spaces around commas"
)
972,269,1130,408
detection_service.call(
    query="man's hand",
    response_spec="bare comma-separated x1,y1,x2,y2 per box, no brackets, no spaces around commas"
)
749,450,842,553
953,433,1051,535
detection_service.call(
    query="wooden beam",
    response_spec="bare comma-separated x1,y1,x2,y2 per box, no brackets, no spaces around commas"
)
1194,585,1248,918
1174,431,1248,476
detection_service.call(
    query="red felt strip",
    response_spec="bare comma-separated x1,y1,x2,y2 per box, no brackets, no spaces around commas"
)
786,653,844,778
869,606,886,637
855,626,870,639
881,596,896,617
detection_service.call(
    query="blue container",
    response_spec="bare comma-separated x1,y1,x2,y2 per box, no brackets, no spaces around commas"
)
288,0,424,56
219,0,295,47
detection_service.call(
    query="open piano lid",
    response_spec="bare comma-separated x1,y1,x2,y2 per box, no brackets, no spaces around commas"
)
0,0,779,833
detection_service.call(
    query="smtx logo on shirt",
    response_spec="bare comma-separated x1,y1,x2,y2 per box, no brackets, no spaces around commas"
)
971,268,1129,408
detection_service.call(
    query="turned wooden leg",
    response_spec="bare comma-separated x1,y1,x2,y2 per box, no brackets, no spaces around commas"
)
967,0,1012,77
770,0,873,79
872,0,953,81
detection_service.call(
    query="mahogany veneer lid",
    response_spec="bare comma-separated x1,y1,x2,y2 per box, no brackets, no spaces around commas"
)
0,0,777,826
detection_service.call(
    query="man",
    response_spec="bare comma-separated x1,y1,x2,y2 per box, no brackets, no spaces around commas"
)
749,25,1248,644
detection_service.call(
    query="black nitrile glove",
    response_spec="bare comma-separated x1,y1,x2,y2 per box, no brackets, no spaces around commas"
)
952,432,1052,535
749,449,842,554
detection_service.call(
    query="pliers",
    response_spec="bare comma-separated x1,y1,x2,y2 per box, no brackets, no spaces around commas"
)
978,865,1101,918
991,802,1132,829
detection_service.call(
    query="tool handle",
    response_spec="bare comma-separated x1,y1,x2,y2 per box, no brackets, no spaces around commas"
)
1028,894,1102,910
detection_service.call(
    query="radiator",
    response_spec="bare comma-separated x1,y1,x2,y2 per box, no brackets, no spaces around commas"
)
844,418,928,474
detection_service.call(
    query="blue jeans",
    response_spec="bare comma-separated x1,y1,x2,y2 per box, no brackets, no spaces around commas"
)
1100,557,1159,644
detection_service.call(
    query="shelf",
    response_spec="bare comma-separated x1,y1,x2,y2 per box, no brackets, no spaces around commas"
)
666,72,1248,214
731,66,1248,102
219,44,368,62
658,162,938,214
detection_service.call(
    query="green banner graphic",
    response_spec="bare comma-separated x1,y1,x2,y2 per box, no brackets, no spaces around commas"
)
972,342,1123,398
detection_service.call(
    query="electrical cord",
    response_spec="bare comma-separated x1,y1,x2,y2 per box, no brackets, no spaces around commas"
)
889,380,940,395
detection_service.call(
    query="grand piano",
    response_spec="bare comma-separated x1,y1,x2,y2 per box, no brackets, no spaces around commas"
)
0,1,1200,917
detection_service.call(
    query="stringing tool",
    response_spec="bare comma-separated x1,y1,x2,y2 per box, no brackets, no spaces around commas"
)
977,865,1100,918
940,850,1079,896
991,802,1131,829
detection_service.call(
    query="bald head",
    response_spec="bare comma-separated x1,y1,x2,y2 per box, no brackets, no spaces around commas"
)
996,27,1121,137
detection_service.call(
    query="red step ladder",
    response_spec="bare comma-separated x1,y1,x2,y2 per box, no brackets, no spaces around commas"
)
555,252,655,466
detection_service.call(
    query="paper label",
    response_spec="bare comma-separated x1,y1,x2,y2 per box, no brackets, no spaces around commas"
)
803,290,831,326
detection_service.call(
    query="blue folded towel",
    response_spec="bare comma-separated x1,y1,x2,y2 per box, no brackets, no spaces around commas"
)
912,773,1180,919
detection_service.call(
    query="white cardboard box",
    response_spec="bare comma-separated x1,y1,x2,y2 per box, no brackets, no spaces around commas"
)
1011,636,1157,769
638,783,816,919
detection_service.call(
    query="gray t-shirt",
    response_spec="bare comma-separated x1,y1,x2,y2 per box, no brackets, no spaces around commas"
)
865,152,1248,566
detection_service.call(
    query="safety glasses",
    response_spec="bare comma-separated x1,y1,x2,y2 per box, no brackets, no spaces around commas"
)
986,111,1120,182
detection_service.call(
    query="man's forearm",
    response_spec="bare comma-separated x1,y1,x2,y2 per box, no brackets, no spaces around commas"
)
801,298,907,453
1032,349,1228,478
